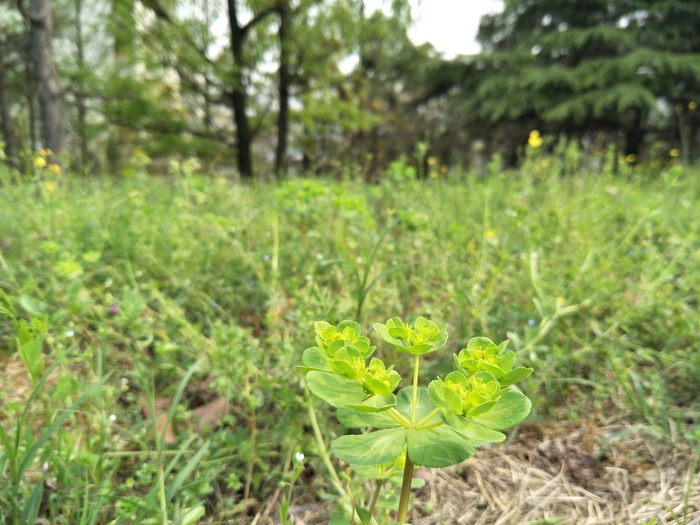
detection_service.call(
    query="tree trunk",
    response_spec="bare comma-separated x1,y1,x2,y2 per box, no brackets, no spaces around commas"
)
227,0,254,179
74,0,88,169
0,39,19,168
29,0,65,157
624,108,645,158
274,1,290,178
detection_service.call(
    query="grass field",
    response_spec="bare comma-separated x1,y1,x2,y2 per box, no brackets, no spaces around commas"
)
1,155,699,524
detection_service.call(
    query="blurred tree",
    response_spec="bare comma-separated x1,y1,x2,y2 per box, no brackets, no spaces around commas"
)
431,0,700,162
20,0,66,158
0,35,19,168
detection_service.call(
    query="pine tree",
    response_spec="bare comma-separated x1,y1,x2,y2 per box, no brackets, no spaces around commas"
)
458,0,700,159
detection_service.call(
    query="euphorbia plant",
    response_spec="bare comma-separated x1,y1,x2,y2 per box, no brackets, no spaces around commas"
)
299,317,533,524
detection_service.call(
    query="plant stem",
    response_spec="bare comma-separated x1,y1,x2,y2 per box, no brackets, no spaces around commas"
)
411,355,420,422
368,479,383,517
386,407,412,427
396,456,414,524
306,392,348,501
396,355,421,524
414,408,440,428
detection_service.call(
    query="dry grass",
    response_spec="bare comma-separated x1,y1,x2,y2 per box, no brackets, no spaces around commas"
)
285,422,699,525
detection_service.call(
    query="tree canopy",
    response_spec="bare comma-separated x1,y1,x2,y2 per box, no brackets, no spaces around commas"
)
1,0,699,176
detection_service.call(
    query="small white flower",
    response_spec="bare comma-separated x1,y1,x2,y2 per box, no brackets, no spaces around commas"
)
64,330,75,337
108,414,117,423
316,253,324,260
295,452,305,463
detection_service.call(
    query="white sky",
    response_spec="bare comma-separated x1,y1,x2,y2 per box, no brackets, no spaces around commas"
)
367,0,504,57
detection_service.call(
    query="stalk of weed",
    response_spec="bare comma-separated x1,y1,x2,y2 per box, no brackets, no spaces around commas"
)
0,364,108,525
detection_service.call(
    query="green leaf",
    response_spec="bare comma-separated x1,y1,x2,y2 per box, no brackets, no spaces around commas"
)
471,390,531,430
499,350,516,373
299,347,329,371
356,507,372,524
467,337,500,353
465,400,496,417
336,408,396,429
442,412,506,443
337,320,362,336
403,342,434,355
331,427,406,465
19,295,49,317
329,515,352,525
497,367,533,388
394,387,440,424
346,393,397,412
406,426,475,467
279,496,289,525
176,505,206,525
0,289,15,319
372,320,405,350
166,441,210,503
306,371,368,408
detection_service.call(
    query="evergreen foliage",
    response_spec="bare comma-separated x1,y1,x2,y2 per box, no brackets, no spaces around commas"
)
447,0,700,160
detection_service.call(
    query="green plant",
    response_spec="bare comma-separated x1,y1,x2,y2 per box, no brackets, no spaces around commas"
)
299,317,533,523
0,291,109,525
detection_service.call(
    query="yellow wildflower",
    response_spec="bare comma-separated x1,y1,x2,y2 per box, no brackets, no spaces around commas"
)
689,101,697,110
48,164,61,174
625,154,636,163
34,156,47,168
669,148,680,158
528,130,543,148
427,156,438,166
43,181,57,194
483,228,497,240
440,164,448,174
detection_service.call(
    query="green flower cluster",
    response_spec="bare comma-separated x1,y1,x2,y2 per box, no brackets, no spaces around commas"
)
429,337,532,418
308,320,401,397
373,316,448,355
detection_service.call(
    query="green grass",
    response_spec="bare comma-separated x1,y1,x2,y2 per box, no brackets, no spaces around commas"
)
1,157,699,523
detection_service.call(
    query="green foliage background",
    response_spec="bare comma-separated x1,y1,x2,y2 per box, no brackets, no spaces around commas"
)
1,153,699,522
